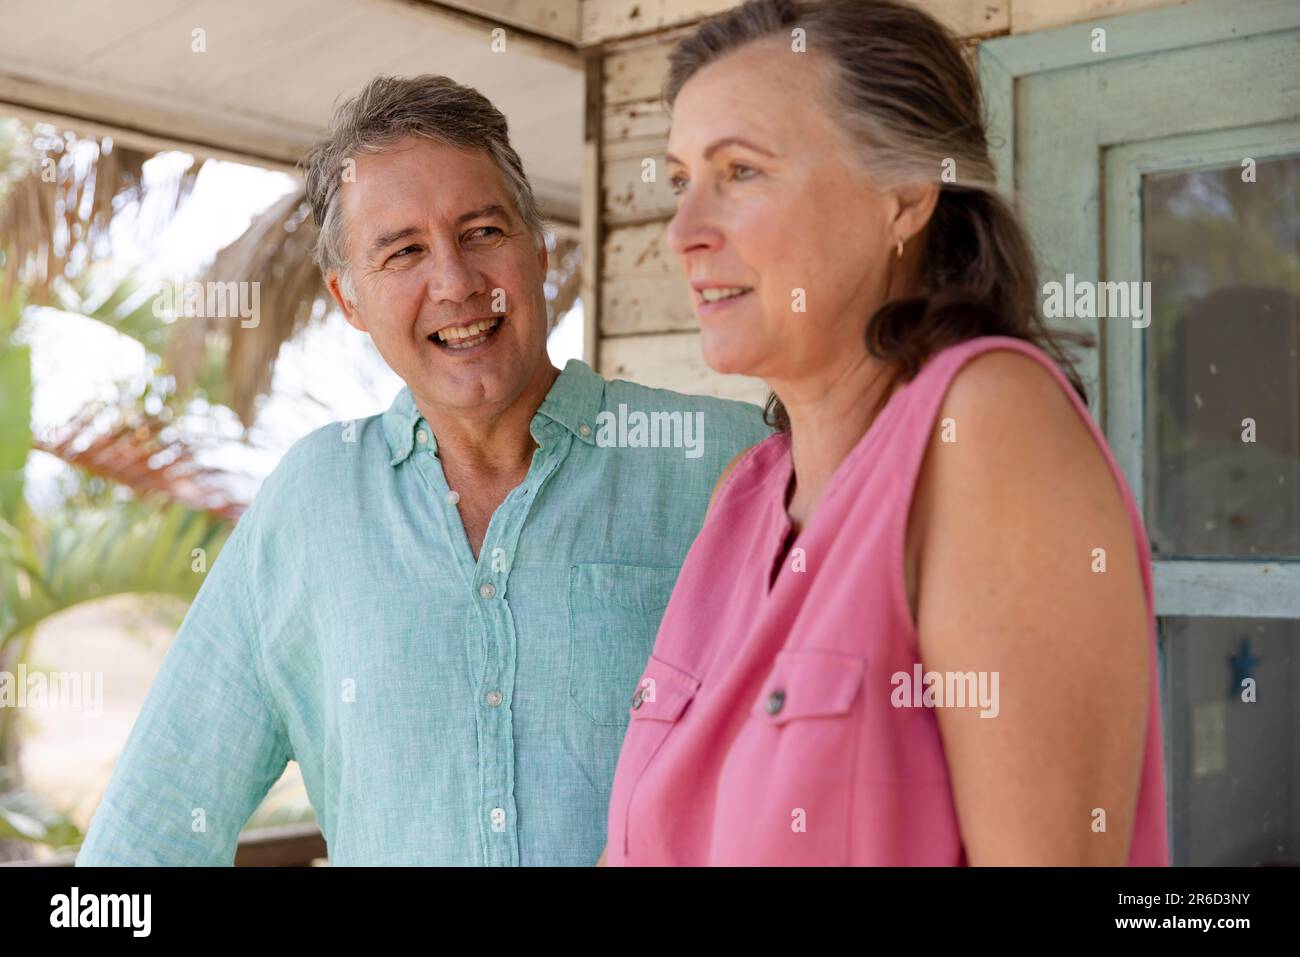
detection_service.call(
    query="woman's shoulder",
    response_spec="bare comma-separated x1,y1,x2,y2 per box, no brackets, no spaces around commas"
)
706,431,790,511
920,335,1078,397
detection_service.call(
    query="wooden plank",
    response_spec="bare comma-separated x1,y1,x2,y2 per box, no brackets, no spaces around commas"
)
602,108,675,225
1010,0,1188,34
602,221,697,335
583,0,1008,45
232,823,328,867
359,0,581,67
0,74,308,169
430,0,581,42
603,34,679,105
581,52,604,366
600,332,770,405
600,5,997,108
582,0,734,46
911,0,1009,36
1154,562,1300,618
603,99,671,142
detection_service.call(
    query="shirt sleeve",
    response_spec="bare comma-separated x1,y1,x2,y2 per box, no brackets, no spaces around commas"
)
75,504,292,866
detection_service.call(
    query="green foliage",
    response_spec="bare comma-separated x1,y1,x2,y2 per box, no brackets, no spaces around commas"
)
0,767,82,849
0,498,231,648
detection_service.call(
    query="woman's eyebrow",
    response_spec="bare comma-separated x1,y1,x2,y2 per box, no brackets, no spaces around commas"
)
666,136,776,166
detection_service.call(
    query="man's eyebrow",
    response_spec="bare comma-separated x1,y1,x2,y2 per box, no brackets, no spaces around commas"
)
455,203,512,226
665,136,776,167
367,205,511,257
369,226,419,256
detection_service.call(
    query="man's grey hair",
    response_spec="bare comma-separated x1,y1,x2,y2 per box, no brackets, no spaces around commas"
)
303,74,546,301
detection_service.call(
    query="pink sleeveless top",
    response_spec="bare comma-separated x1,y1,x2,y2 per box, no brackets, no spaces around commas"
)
605,336,1169,866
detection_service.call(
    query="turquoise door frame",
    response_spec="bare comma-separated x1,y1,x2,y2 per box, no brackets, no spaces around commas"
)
977,0,1300,619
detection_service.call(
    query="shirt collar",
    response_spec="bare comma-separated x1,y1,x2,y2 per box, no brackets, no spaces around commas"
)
382,358,606,467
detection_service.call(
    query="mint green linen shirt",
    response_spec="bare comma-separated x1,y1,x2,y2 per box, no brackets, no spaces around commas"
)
76,359,768,865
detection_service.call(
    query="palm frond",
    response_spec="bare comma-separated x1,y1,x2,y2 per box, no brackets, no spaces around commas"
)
167,188,325,428
0,127,204,304
32,404,247,522
0,498,231,646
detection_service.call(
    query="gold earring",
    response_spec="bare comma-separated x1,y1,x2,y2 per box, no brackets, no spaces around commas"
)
896,238,904,260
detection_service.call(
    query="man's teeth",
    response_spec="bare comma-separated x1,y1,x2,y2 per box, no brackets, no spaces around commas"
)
699,286,751,303
436,316,501,345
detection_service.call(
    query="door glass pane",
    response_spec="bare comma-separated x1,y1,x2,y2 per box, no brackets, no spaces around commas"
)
1161,616,1299,865
1144,156,1300,558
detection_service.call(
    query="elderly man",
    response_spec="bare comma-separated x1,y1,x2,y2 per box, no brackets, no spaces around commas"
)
77,75,768,866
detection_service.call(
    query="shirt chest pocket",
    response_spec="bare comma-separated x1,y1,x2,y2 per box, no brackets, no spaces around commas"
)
567,562,681,726
713,649,868,865
610,653,701,858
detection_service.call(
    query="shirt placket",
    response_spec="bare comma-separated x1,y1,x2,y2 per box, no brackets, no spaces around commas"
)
413,417,571,865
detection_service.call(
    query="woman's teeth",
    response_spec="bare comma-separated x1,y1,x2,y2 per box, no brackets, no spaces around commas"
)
435,316,502,348
699,286,751,303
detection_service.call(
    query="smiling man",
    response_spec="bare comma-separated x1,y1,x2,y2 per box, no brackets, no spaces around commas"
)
76,75,769,866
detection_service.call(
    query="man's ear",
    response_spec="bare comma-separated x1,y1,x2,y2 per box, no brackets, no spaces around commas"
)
892,181,941,244
536,235,549,276
327,271,365,332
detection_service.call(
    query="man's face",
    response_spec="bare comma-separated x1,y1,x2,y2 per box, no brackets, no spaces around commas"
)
328,136,551,419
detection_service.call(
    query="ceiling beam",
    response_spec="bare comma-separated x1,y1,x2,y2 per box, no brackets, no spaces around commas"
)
0,72,309,171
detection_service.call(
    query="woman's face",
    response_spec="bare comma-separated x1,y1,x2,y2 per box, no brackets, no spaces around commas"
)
665,40,900,385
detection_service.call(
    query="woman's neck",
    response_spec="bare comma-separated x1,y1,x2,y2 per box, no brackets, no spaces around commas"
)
776,356,898,530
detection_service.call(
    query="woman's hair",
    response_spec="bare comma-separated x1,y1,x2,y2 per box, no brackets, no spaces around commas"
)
664,0,1092,430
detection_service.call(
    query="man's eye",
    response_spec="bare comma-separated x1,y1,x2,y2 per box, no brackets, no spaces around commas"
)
389,245,420,261
469,226,503,240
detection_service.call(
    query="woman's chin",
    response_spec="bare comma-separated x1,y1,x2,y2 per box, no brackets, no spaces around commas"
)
698,338,756,378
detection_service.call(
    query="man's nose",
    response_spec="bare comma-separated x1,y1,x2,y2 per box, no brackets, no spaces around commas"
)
425,246,485,305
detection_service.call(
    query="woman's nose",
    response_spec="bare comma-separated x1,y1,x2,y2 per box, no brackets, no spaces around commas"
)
666,187,722,258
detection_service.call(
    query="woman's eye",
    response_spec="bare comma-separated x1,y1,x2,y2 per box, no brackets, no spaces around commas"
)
669,174,688,195
730,163,758,181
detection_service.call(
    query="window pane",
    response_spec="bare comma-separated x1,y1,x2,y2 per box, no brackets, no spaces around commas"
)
1161,616,1299,865
1144,156,1300,558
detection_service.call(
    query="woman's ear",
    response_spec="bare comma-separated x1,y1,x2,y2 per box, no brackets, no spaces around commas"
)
892,181,941,244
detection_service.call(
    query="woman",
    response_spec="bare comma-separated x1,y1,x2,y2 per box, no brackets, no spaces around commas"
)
600,0,1168,866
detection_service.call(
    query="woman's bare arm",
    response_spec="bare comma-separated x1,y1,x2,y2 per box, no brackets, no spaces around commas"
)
909,350,1150,865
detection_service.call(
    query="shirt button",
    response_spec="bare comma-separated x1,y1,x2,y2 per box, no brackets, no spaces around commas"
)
490,807,506,832
445,490,460,506
765,689,786,715
416,429,428,444
578,424,591,437
479,582,496,599
485,690,503,707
